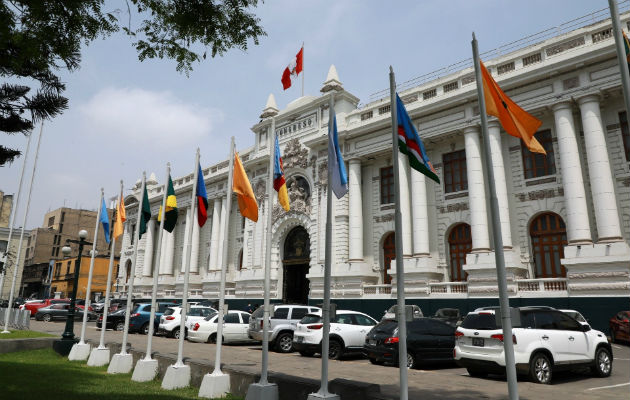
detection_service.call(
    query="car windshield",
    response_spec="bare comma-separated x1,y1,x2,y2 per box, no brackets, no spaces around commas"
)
373,320,398,334
461,313,498,330
204,312,218,321
163,308,176,316
564,311,586,323
251,307,264,318
437,309,459,317
300,314,322,324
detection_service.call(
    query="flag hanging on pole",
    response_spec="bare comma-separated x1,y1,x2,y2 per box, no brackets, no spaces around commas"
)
158,175,178,232
480,60,545,154
395,94,440,184
113,188,126,240
100,197,110,244
196,163,208,227
281,46,304,90
328,106,348,199
622,30,630,73
233,151,259,222
138,185,151,239
274,136,290,211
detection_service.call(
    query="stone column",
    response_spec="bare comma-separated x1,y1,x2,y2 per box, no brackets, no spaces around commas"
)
142,219,155,276
552,102,592,243
411,169,429,256
577,95,623,242
180,207,191,272
159,229,175,275
398,153,413,256
216,196,228,269
464,126,490,251
190,211,200,273
208,199,222,270
488,121,512,248
348,159,364,261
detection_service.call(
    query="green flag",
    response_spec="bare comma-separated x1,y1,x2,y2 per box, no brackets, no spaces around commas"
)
138,185,151,239
158,175,178,233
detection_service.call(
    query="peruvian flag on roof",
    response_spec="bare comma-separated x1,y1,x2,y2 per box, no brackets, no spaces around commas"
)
281,46,303,90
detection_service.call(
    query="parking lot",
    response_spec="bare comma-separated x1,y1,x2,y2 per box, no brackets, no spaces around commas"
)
29,320,629,399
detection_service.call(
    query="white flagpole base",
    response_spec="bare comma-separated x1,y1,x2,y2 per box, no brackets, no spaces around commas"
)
68,342,91,361
162,364,191,390
307,393,340,400
198,371,230,398
107,353,133,374
132,358,159,382
87,347,110,367
245,382,278,400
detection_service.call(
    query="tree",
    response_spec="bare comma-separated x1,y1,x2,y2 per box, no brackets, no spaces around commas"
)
0,0,265,165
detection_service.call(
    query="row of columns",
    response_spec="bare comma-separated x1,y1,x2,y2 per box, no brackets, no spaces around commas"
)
346,94,623,267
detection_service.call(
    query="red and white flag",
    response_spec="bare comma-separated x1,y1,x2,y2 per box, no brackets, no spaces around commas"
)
281,46,303,90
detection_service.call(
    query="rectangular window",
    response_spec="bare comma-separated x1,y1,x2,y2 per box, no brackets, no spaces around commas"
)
0,240,7,254
442,150,468,193
48,216,55,227
619,112,630,162
380,166,394,204
51,247,56,257
521,130,556,179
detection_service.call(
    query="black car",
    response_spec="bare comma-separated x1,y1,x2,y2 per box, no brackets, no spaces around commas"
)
97,309,126,331
433,308,462,327
363,318,455,368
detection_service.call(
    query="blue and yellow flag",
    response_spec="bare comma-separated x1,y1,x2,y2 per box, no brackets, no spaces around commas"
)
273,136,290,211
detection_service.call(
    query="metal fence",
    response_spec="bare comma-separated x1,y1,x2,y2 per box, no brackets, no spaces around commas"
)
0,308,31,330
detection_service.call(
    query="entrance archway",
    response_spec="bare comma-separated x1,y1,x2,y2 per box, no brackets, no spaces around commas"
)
282,226,310,304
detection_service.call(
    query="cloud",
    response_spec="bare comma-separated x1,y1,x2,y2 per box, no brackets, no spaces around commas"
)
78,87,222,149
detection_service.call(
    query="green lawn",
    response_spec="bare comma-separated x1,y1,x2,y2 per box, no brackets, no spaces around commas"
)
0,330,56,339
0,349,241,399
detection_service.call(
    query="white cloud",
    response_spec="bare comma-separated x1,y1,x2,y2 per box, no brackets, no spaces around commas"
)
78,87,222,149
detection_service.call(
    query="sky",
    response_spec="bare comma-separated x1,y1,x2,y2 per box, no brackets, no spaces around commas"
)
0,0,612,229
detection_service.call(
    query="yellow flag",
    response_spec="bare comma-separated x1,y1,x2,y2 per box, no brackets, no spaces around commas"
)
113,190,126,239
232,151,258,222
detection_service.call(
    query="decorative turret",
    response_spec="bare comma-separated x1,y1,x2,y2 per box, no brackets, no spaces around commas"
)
321,64,343,93
260,93,279,119
146,172,158,187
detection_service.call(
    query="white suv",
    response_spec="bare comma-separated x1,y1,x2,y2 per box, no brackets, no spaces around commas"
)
454,307,612,384
158,305,215,339
293,310,377,360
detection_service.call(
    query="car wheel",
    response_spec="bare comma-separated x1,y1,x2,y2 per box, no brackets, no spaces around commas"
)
42,314,51,322
328,340,343,360
140,323,149,335
299,350,315,357
529,353,552,384
369,358,384,365
172,328,180,339
591,347,613,378
466,368,488,378
115,322,125,331
208,333,217,344
275,333,294,353
406,352,416,369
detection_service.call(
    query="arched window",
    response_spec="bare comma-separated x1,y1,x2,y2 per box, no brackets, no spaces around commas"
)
125,259,132,283
530,213,567,278
448,223,471,282
382,232,395,284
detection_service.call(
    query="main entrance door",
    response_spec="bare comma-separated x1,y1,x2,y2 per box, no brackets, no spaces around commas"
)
282,226,310,304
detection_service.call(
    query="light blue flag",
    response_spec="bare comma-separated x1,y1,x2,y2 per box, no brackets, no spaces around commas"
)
100,197,110,244
328,108,348,199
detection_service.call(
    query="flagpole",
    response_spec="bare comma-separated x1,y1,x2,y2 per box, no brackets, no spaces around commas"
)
388,67,409,400
75,188,104,349
0,129,31,301
2,122,43,334
302,42,305,97
609,0,630,123
213,137,235,375
472,33,519,400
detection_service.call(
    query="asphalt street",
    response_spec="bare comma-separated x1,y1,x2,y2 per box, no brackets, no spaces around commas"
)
30,320,630,400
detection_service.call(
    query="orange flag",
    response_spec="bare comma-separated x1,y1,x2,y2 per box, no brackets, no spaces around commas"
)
113,189,126,239
232,151,258,222
480,61,546,155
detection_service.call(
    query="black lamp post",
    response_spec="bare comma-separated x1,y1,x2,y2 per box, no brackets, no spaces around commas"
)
53,229,91,356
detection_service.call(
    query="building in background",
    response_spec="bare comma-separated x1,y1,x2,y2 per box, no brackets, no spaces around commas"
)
50,255,119,300
0,191,13,228
0,190,29,299
21,207,114,298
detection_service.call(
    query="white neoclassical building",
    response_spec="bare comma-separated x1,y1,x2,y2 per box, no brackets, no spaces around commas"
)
116,12,630,319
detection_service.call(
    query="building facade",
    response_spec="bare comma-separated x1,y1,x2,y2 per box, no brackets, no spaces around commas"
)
50,255,119,300
117,13,630,321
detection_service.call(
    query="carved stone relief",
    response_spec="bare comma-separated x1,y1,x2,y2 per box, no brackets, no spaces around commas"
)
283,138,309,169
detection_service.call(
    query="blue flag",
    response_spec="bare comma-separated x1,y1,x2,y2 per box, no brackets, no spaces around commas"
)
100,197,110,244
328,108,348,199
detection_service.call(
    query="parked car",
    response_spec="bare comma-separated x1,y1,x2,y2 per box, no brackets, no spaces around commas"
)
128,302,172,334
35,303,97,322
559,309,589,327
609,310,630,343
97,309,126,331
248,304,321,353
14,299,40,309
23,298,70,316
433,308,462,327
188,310,253,343
381,304,423,321
363,317,455,368
293,310,378,359
454,307,612,384
158,305,216,339
91,299,106,313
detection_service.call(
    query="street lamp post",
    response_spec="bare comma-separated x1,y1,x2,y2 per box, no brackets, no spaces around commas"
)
53,230,92,356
